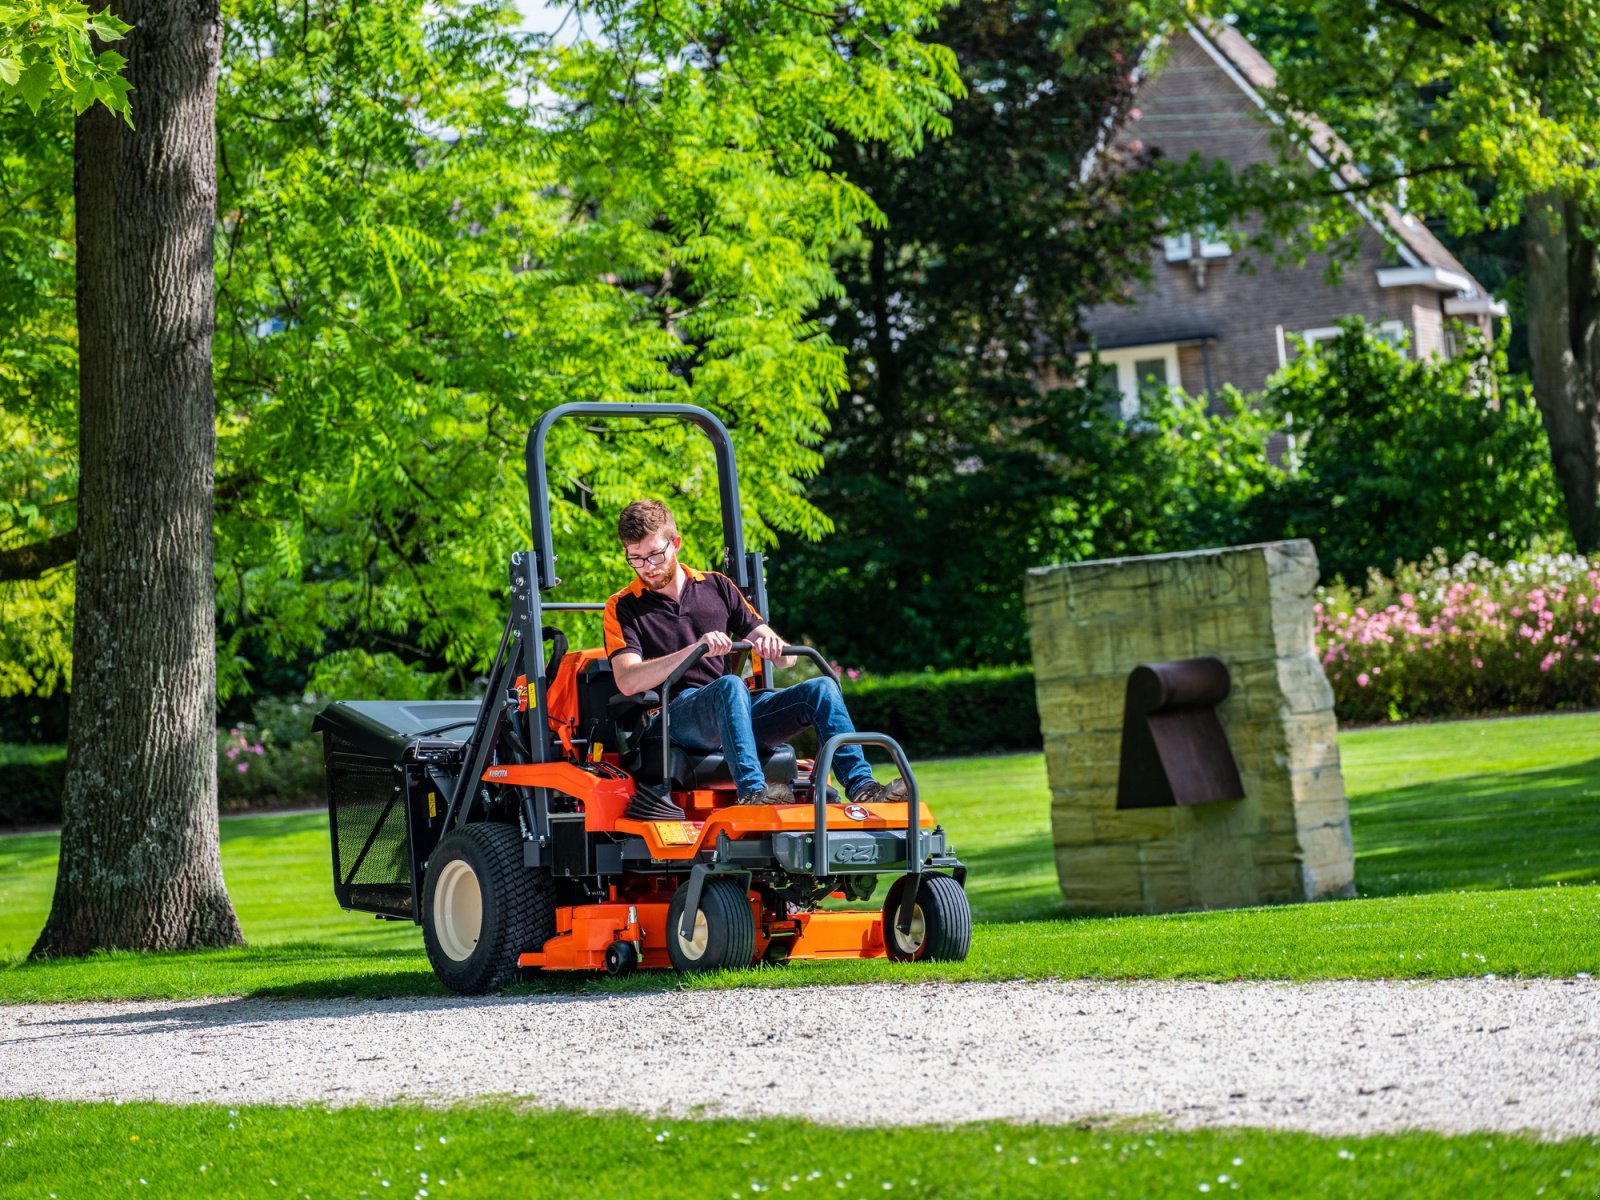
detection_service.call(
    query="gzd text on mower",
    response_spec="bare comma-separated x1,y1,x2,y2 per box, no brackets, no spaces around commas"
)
313,403,971,994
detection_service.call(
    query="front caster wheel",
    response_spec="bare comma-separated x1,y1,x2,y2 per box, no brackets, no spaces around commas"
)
666,877,756,972
882,873,971,963
604,939,640,977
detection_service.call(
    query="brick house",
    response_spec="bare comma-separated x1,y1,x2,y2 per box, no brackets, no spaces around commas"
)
1079,19,1505,418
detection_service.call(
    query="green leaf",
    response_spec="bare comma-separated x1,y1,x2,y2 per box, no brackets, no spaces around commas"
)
16,60,54,112
0,57,19,86
85,14,129,40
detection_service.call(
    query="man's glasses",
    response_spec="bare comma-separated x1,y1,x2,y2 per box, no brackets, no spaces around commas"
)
624,543,674,571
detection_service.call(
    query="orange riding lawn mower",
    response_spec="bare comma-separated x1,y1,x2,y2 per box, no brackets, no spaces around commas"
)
314,403,971,994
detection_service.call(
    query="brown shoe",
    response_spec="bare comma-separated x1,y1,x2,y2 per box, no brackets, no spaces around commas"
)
736,782,795,806
847,778,909,805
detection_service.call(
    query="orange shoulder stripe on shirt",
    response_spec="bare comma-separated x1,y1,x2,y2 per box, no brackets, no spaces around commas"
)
602,589,628,656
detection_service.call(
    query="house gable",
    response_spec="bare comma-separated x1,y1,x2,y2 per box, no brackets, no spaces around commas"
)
1078,20,1501,407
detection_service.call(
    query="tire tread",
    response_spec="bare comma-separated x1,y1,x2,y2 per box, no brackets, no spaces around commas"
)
882,872,971,963
424,822,555,995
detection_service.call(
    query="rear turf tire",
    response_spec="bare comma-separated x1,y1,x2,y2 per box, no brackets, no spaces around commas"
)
882,873,971,963
422,822,555,995
666,877,756,973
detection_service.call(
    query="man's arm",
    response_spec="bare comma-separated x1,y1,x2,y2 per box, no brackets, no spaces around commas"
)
613,631,735,697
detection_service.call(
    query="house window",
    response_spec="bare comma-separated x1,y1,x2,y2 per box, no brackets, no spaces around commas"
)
1077,343,1182,420
1163,228,1231,262
1299,320,1407,351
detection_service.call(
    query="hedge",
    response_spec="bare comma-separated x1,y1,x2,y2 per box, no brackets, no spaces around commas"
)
834,664,1040,759
0,668,1042,827
0,744,67,828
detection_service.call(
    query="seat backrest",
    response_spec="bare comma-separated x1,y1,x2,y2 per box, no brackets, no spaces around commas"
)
574,654,626,755
547,647,613,758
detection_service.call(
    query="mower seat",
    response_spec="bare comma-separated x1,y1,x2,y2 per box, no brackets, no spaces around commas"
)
601,680,799,792
631,736,798,792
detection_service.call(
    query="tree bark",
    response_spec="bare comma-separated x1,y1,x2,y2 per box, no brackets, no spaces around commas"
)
31,0,243,956
1525,192,1600,554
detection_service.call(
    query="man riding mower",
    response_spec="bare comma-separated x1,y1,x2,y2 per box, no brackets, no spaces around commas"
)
314,402,972,994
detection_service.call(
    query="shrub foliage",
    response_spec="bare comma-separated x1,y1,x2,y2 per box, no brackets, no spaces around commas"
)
1258,321,1562,586
1318,551,1600,722
844,665,1041,759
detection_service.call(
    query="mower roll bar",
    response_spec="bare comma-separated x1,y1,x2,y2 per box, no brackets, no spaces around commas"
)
525,402,747,593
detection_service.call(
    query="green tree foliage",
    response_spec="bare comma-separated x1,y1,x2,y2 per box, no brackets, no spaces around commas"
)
1256,321,1561,584
1212,1,1600,552
0,0,962,697
0,102,74,694
0,0,131,118
772,0,1199,672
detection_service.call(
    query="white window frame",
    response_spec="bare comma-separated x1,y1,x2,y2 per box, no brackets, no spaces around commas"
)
1162,228,1232,262
1300,319,1406,350
1077,343,1182,420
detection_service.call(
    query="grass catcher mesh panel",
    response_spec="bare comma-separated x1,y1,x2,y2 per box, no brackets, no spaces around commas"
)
327,739,415,917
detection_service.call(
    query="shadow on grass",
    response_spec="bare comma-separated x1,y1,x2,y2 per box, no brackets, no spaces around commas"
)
1351,757,1600,896
0,936,713,1010
956,833,1067,924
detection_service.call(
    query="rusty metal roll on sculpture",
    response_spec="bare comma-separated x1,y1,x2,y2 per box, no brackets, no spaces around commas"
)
1116,656,1245,810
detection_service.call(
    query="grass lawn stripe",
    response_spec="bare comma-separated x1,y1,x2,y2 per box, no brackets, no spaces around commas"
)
1,1099,1596,1200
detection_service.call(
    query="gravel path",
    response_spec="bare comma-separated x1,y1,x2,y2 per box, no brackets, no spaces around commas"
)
4,979,1597,1138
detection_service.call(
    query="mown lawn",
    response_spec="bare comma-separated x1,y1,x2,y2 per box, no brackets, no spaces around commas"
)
0,1098,1595,1200
3,713,1598,1198
1,711,1598,1002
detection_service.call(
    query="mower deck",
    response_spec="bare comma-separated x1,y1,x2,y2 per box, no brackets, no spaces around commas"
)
518,902,885,971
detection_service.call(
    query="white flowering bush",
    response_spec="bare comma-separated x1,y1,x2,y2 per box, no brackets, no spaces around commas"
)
1317,550,1600,722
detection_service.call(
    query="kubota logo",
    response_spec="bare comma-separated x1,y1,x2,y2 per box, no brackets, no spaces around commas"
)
843,804,869,821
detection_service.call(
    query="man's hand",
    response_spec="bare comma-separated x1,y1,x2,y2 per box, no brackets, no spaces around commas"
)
698,630,735,657
750,624,797,669
751,631,785,662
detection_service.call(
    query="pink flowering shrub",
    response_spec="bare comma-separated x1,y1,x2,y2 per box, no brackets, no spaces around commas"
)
215,697,324,808
1317,550,1600,722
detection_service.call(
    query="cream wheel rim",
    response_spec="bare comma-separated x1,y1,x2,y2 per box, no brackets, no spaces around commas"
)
890,902,927,954
435,860,483,962
677,909,710,960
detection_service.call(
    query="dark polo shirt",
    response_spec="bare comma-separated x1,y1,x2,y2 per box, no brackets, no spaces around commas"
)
603,566,763,690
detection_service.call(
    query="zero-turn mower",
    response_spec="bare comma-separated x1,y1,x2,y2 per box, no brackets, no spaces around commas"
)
314,402,971,994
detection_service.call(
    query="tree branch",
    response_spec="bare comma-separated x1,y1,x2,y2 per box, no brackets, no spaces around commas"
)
1372,0,1478,47
0,529,78,582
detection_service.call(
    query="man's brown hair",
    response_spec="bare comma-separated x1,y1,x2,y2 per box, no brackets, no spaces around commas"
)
618,499,676,545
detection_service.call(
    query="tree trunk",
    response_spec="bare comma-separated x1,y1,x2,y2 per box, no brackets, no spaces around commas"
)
1525,191,1600,554
31,0,243,956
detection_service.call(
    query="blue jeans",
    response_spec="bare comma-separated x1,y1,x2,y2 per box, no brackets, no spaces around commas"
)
656,675,874,797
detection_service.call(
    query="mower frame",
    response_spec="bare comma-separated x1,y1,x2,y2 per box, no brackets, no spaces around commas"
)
316,401,969,990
